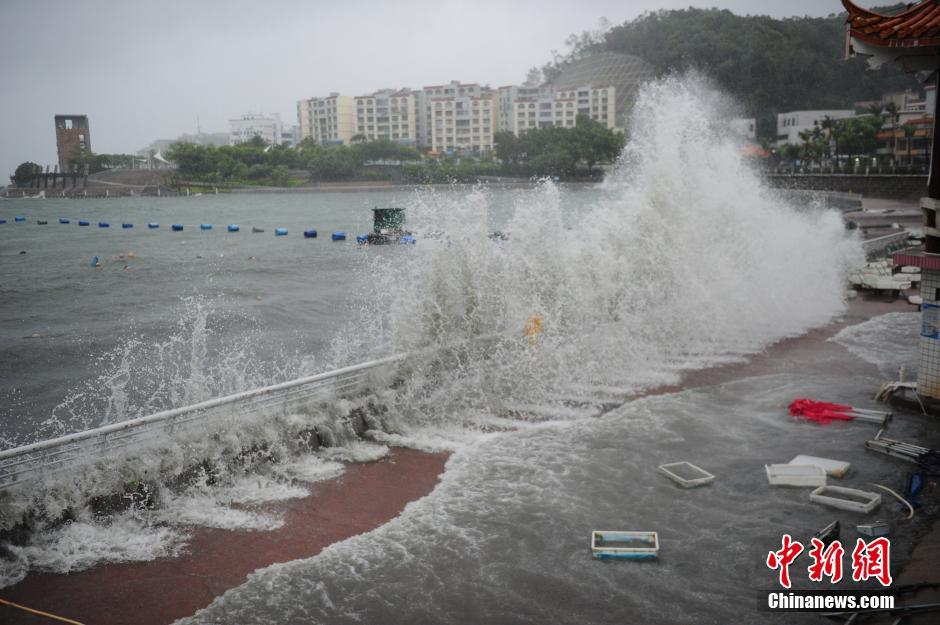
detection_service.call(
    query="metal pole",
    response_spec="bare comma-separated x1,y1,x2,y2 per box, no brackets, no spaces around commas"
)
928,72,940,199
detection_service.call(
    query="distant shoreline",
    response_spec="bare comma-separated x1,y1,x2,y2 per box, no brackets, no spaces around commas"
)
0,180,602,199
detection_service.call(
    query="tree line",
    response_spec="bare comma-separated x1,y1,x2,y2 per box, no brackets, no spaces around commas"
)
165,117,625,185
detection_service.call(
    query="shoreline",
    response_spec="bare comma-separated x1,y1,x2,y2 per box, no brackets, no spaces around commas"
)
0,448,448,625
0,180,597,199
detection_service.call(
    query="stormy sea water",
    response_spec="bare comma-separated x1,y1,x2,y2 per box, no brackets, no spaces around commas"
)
0,77,926,623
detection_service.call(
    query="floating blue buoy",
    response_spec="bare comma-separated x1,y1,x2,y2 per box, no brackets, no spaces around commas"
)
200,223,213,230
15,216,25,222
148,223,159,229
122,223,133,229
227,224,240,232
78,220,90,226
275,228,288,236
356,234,368,244
59,218,70,224
331,231,346,241
98,221,110,228
172,224,184,231
399,235,416,245
303,229,317,238
91,255,99,267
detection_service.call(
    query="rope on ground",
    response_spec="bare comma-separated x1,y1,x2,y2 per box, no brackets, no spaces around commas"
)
869,482,916,520
0,598,86,625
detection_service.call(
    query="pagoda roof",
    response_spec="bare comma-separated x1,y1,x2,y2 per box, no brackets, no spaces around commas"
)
844,0,940,47
843,0,940,71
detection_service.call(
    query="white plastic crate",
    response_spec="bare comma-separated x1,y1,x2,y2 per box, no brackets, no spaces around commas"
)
766,464,827,487
810,485,881,514
657,461,715,488
789,455,851,478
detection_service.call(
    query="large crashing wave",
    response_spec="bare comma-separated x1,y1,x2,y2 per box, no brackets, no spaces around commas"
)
334,75,862,426
0,75,862,587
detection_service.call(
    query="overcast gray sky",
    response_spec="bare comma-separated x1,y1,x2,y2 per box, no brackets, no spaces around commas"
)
0,0,849,178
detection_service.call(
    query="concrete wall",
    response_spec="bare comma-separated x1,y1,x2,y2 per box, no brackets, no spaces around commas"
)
765,174,927,200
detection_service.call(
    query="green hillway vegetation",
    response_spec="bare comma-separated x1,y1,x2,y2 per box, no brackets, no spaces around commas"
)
538,5,920,140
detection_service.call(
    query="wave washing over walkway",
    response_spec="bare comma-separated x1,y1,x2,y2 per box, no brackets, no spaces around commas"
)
1,75,874,623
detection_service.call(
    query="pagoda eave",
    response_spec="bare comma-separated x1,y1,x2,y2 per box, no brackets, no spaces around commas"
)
848,34,940,71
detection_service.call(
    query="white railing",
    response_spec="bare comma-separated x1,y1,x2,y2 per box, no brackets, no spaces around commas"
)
0,354,406,490
862,231,914,258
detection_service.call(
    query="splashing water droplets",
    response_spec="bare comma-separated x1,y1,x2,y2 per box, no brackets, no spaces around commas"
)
336,75,862,426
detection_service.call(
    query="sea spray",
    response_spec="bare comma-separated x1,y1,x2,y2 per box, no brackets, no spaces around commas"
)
332,74,863,432
22,295,318,447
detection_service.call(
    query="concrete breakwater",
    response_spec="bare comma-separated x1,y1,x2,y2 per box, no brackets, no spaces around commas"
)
767,173,928,200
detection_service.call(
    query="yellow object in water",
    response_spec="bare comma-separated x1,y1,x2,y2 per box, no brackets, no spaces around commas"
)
524,313,543,346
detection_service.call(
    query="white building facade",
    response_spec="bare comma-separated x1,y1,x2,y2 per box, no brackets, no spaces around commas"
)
229,113,283,146
418,81,491,150
507,84,617,136
428,89,496,155
776,110,855,146
354,89,417,145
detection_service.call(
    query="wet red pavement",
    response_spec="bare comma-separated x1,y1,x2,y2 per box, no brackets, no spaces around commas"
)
0,448,448,625
0,293,921,625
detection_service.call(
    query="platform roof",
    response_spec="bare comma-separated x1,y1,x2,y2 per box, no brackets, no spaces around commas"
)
843,0,940,71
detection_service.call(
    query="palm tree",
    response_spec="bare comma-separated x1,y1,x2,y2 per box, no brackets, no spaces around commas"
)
883,101,900,163
798,129,820,168
902,124,917,167
820,115,836,165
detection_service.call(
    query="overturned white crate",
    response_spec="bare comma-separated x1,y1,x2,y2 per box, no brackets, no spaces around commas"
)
657,461,715,488
810,485,881,514
766,464,827,487
789,455,851,478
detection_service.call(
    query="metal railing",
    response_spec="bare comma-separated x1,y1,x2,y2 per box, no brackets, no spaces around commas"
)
862,231,915,258
0,354,406,491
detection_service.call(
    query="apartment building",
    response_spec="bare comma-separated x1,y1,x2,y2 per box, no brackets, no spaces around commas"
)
297,93,355,144
229,113,283,146
417,80,496,152
508,85,617,136
496,85,541,132
353,89,417,145
428,89,497,155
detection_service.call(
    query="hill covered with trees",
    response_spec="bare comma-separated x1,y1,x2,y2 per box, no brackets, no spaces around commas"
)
535,5,921,139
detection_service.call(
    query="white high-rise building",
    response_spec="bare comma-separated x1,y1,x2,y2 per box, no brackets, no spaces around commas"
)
229,113,283,146
353,89,417,145
496,85,542,133
426,85,496,155
506,84,617,136
418,81,492,150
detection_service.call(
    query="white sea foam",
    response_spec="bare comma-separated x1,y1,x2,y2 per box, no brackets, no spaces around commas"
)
333,74,862,428
319,441,389,463
1,512,184,587
273,454,346,483
831,311,919,376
